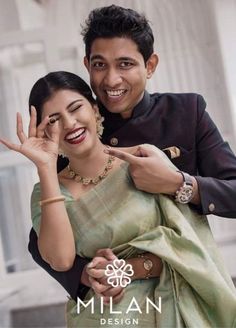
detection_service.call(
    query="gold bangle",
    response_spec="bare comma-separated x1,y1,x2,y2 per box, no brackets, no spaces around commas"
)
39,196,66,206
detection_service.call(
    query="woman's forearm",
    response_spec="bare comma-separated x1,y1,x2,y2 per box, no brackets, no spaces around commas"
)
37,164,76,271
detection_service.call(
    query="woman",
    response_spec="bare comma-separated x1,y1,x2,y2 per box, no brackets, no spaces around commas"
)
1,71,236,328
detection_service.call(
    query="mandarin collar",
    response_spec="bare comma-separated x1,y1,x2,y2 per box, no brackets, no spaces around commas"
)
98,91,151,121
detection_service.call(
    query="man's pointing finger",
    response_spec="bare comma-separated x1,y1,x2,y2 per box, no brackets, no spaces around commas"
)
104,148,141,164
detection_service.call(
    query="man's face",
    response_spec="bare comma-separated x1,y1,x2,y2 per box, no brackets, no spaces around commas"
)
84,37,157,119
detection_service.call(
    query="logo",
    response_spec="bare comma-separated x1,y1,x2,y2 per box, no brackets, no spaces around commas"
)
105,259,134,288
77,258,162,321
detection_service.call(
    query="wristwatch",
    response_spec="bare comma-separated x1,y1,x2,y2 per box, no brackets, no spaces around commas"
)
138,254,153,279
175,171,194,204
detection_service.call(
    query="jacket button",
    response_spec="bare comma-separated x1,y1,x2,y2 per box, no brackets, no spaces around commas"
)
208,203,215,212
110,137,118,146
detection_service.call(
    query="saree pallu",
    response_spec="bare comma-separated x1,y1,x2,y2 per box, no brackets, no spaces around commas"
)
31,146,236,328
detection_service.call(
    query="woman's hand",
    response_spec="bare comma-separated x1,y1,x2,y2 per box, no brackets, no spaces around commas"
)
0,106,60,169
84,249,125,305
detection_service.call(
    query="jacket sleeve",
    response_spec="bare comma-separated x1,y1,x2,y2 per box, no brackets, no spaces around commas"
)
194,95,236,218
28,228,89,301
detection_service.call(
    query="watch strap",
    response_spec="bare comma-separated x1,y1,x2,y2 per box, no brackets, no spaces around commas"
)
177,171,193,186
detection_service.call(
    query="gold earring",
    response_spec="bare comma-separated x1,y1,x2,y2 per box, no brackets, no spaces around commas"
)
95,112,104,139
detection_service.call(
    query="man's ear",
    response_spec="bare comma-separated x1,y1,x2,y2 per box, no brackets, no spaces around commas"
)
84,56,89,72
146,53,159,79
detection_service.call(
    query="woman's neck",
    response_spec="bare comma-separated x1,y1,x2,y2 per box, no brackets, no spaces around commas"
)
67,141,111,179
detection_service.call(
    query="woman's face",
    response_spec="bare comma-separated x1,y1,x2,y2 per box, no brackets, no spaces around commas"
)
42,89,98,158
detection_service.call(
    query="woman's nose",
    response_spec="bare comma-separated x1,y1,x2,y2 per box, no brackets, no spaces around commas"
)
62,114,77,129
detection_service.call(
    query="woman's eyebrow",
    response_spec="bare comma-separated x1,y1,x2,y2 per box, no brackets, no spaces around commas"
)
48,112,60,118
48,99,83,117
66,99,83,109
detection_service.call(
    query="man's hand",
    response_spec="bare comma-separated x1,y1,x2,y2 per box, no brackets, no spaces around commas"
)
105,145,182,194
84,249,125,304
105,145,200,204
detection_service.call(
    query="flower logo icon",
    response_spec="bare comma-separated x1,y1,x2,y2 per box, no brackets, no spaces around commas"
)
105,259,134,288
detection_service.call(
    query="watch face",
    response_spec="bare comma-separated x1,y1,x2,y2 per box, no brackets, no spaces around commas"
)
143,259,153,271
177,185,194,204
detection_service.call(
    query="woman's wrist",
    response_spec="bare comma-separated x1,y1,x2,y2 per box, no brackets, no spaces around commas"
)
37,162,57,176
38,163,62,200
126,258,144,281
126,253,163,281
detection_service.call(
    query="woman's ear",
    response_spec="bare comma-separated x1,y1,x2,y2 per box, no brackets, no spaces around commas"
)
93,105,104,138
146,53,159,79
92,104,99,114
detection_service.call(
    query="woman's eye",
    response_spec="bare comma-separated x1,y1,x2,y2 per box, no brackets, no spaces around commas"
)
70,106,81,112
48,117,59,126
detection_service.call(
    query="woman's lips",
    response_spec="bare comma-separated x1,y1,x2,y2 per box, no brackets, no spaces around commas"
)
64,128,86,145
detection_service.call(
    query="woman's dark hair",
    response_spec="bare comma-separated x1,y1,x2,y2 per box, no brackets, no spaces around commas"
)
29,71,96,126
81,5,154,64
29,71,96,171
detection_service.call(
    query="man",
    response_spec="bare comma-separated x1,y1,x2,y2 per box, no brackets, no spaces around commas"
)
29,5,236,303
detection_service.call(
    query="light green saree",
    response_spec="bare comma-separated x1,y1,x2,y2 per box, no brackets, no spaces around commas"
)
31,146,236,328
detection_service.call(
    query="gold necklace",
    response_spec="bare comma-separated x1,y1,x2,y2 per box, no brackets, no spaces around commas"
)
67,151,115,186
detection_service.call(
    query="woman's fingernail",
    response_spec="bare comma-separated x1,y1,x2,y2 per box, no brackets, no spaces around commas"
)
87,262,94,268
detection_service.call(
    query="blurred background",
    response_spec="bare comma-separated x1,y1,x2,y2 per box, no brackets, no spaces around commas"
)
0,0,236,327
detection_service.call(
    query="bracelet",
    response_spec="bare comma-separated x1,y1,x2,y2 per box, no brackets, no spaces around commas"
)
39,196,66,206
137,253,153,279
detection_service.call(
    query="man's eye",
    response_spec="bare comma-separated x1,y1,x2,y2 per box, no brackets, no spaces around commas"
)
120,62,133,68
92,62,105,68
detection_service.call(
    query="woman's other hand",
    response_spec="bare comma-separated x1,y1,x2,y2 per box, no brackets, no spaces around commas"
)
84,248,125,305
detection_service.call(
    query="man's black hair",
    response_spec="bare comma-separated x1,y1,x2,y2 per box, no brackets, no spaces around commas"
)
82,5,154,64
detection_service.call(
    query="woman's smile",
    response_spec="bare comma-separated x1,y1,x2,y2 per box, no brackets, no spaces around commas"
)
64,127,87,145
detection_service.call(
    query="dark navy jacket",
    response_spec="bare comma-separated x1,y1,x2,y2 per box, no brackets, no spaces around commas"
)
28,92,236,300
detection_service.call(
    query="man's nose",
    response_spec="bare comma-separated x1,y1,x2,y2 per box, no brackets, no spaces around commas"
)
104,68,122,87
